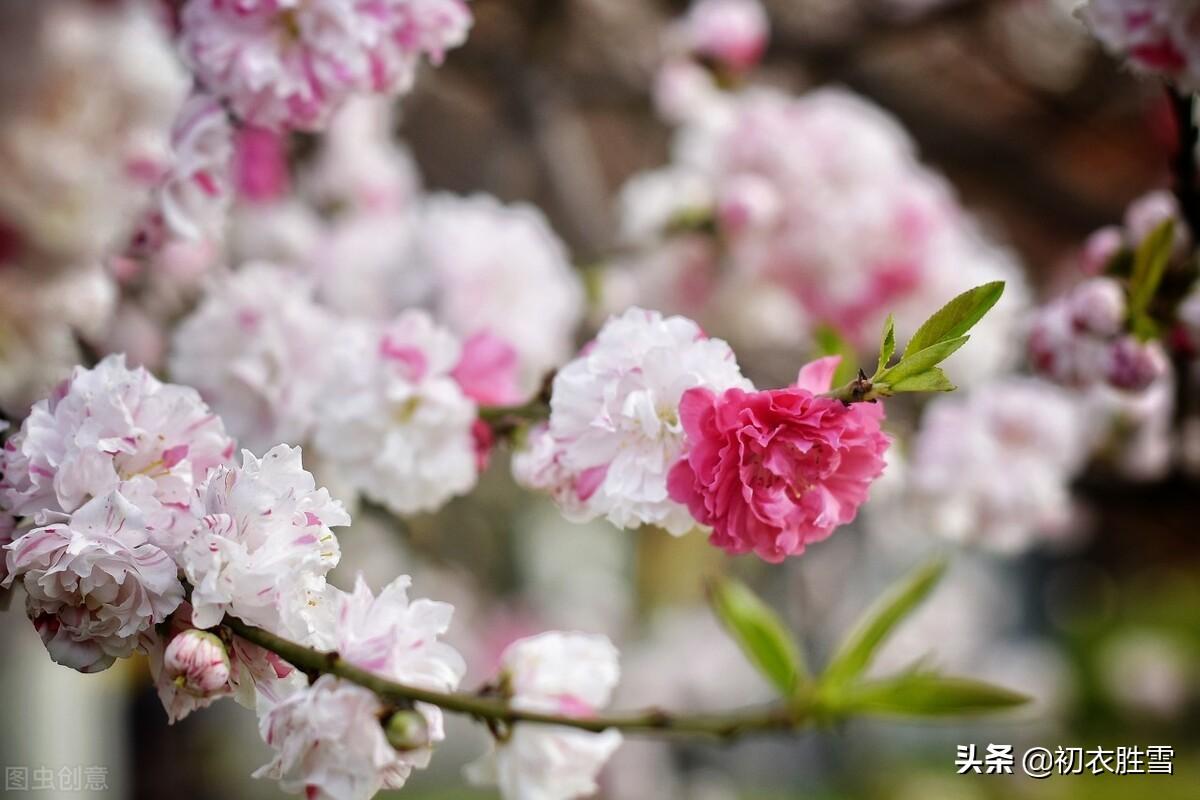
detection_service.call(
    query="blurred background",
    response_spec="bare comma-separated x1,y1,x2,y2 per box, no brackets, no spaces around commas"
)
1,0,1198,798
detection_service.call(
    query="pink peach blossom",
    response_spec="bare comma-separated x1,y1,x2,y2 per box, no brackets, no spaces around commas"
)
667,357,889,562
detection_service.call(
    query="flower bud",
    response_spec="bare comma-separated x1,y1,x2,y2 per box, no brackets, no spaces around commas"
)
1068,277,1126,337
680,0,769,72
1124,190,1183,247
1106,337,1169,392
384,709,430,752
1079,226,1123,275
163,629,231,696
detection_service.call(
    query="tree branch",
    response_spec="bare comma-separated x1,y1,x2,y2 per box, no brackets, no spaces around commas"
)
221,614,814,739
1170,88,1200,239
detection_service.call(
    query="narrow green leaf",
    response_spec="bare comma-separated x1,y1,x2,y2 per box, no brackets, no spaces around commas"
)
822,559,947,688
814,326,858,387
887,367,955,394
875,314,896,378
708,576,807,696
836,673,1030,718
903,282,1005,357
877,337,969,386
1127,219,1174,328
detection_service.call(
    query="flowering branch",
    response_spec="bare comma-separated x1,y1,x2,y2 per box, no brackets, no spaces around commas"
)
221,614,812,739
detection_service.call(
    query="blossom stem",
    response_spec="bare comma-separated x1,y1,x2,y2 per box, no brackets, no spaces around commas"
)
221,615,813,739
820,371,886,405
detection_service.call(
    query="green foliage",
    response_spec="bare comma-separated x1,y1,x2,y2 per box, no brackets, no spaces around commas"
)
709,558,1029,723
1127,219,1175,340
834,673,1030,717
865,282,1004,397
876,314,896,376
707,576,808,696
887,367,955,393
822,559,947,688
815,325,860,388
901,281,1005,358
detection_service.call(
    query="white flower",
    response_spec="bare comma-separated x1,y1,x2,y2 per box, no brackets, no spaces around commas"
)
2,491,183,672
149,610,305,724
0,1,187,269
254,573,463,799
313,310,479,515
319,573,466,690
182,445,347,639
255,674,421,800
307,210,429,320
1079,0,1200,91
303,96,423,214
467,632,623,800
0,354,232,539
616,167,713,245
511,425,599,524
179,0,472,131
415,194,585,389
543,307,750,534
0,264,117,416
157,91,234,242
901,378,1092,553
169,262,339,452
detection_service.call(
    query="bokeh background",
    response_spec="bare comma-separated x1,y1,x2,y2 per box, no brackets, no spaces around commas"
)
1,1,1198,799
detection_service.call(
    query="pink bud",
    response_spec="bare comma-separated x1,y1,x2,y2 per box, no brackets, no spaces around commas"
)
1106,337,1169,392
1124,190,1188,251
164,629,231,696
1079,226,1123,275
681,0,770,72
1068,278,1126,337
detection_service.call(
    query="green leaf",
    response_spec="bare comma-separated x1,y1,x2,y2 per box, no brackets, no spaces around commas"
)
875,314,896,378
877,337,969,387
1127,219,1174,333
903,282,1005,358
814,326,858,387
887,367,955,394
835,673,1030,718
708,576,807,696
822,559,947,688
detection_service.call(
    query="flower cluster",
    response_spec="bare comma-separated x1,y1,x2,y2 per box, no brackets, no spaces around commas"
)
256,575,467,799
518,310,893,561
896,378,1093,553
516,307,751,535
178,0,473,131
609,82,1028,384
1028,277,1168,392
1,355,626,800
1079,0,1200,91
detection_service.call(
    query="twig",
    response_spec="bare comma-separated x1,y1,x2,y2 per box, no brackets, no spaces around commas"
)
1170,89,1200,239
222,615,813,739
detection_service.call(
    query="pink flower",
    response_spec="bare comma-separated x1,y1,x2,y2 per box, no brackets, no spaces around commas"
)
234,126,291,203
178,0,472,131
667,356,889,562
451,331,523,406
675,0,769,72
